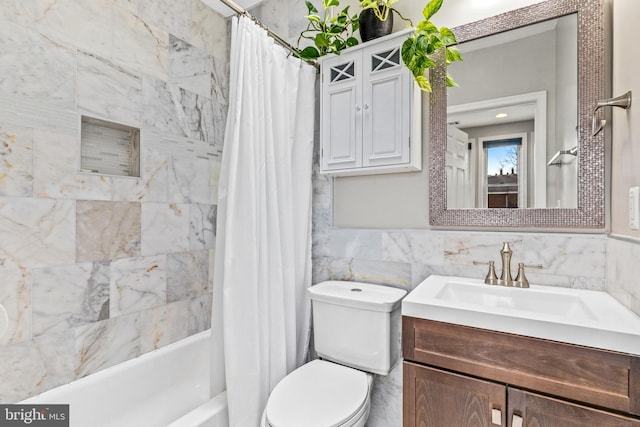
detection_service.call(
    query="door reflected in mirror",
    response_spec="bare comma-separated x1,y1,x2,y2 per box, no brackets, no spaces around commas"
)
445,14,578,209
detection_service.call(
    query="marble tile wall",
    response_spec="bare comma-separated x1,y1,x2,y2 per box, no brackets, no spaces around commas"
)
0,0,228,403
606,236,640,315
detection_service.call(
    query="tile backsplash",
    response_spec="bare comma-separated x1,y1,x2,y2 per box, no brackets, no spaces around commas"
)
0,0,228,402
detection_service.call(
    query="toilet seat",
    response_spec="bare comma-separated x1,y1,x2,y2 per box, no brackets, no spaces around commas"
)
264,359,371,427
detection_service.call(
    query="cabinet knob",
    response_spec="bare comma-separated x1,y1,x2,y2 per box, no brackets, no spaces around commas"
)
356,105,362,112
364,104,369,111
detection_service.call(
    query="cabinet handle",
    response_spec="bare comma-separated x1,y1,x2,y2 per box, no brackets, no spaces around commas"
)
512,414,523,427
356,105,362,112
364,104,369,111
491,408,502,425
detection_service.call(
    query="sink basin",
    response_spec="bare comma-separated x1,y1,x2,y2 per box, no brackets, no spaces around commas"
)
402,275,640,355
435,281,598,321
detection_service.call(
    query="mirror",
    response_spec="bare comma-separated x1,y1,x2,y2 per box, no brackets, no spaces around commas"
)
430,0,609,229
446,14,577,209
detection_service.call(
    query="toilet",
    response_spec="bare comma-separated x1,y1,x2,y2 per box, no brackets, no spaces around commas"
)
261,280,406,427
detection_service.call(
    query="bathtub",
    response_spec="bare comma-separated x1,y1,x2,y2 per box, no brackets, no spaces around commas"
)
21,330,228,427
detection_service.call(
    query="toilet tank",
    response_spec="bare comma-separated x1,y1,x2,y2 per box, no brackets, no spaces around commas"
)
308,281,406,375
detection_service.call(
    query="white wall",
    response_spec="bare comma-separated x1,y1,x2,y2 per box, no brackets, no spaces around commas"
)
611,0,640,239
607,0,640,314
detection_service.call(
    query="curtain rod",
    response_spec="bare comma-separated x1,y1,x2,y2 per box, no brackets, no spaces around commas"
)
218,0,319,69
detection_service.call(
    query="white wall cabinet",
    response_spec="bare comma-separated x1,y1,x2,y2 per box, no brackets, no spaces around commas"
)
319,31,421,176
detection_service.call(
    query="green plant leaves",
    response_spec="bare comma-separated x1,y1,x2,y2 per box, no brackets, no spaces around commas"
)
359,0,399,10
415,75,432,92
400,0,462,92
446,72,458,88
297,0,459,83
351,16,360,31
417,21,438,34
346,37,359,47
306,14,321,24
299,46,321,60
297,0,359,60
423,0,443,21
439,27,457,46
416,54,436,71
359,0,378,10
445,45,462,64
401,38,416,65
315,33,329,48
305,1,317,14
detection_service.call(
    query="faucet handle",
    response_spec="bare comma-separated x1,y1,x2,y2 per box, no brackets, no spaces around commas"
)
473,260,499,285
513,263,543,288
523,263,543,270
513,263,529,288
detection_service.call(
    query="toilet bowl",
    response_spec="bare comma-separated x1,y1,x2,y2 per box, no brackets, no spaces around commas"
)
261,281,406,427
261,360,374,427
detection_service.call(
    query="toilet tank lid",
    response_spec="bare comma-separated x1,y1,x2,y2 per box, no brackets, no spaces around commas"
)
308,281,406,312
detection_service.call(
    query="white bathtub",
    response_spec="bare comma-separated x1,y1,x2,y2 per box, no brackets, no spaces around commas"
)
21,330,228,427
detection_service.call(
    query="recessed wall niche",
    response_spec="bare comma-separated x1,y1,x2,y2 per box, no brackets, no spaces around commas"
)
80,116,140,177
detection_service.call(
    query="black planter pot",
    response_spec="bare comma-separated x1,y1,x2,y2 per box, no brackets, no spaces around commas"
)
358,7,393,43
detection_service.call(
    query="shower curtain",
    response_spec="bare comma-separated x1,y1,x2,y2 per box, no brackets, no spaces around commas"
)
211,16,317,427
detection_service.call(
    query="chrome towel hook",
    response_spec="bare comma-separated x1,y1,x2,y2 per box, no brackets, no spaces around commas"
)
592,91,632,136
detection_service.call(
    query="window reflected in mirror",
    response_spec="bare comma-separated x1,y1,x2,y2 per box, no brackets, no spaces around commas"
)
485,138,522,209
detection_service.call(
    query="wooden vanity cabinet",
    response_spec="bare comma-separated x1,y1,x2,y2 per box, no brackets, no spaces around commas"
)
403,317,640,427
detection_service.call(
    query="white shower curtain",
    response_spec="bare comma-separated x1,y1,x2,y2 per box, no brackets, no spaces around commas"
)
211,16,317,427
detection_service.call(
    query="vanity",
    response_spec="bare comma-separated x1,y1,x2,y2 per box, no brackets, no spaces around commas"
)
398,0,633,421
402,275,640,426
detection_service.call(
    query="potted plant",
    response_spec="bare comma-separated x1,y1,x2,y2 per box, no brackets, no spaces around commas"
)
297,0,360,60
400,0,462,91
358,0,413,42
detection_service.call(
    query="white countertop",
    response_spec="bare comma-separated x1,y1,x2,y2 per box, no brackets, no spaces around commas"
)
402,275,640,356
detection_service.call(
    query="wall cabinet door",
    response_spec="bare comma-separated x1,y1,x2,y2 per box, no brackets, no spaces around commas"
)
362,38,411,168
508,389,640,427
404,362,507,427
321,51,362,172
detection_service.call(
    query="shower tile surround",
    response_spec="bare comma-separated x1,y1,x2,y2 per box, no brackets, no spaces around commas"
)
0,0,227,403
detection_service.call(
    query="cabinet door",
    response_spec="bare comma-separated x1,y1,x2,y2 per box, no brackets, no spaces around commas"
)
508,388,640,427
362,39,412,167
321,51,362,171
404,362,507,427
